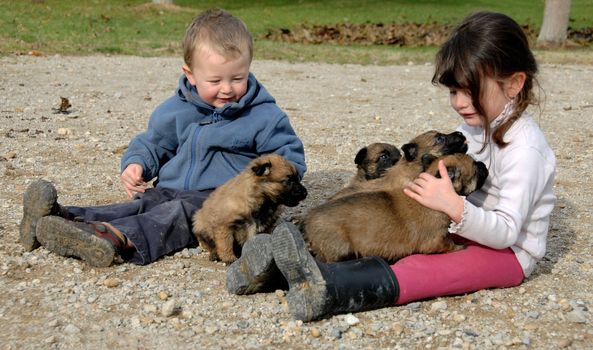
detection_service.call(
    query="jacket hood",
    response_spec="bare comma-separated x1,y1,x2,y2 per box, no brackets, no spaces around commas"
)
176,73,274,119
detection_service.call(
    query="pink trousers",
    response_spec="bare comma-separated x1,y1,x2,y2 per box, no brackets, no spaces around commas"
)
391,235,525,305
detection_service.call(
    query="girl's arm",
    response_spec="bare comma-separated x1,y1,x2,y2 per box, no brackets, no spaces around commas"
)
452,146,554,249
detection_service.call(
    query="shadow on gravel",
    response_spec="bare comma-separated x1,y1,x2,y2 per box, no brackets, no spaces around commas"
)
528,194,576,279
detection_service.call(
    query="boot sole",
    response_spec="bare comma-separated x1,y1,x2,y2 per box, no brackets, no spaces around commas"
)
271,222,326,322
226,234,276,295
19,180,58,251
36,216,115,267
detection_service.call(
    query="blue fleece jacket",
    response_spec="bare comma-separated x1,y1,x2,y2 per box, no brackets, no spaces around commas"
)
121,73,306,191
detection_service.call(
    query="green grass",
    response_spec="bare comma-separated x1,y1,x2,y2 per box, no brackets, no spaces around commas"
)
1,0,592,64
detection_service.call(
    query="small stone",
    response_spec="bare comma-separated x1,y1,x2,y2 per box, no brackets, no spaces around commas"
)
453,314,466,322
565,309,587,323
3,151,16,159
64,324,80,334
57,128,72,136
392,323,404,335
310,327,321,337
44,335,56,344
144,304,158,313
329,327,342,339
556,338,573,348
161,299,179,317
103,278,120,288
559,299,572,311
431,301,448,312
344,313,359,326
159,291,169,300
526,311,540,319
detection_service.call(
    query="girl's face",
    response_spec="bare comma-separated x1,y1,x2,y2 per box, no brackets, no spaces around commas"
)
183,46,250,109
448,76,511,127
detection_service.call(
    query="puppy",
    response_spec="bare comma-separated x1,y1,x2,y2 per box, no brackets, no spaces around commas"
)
303,153,488,263
351,142,401,184
192,154,307,263
331,130,468,200
398,130,468,164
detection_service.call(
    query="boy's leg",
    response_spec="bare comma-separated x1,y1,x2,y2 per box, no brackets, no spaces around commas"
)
110,189,212,264
35,187,211,266
63,187,172,223
392,237,524,305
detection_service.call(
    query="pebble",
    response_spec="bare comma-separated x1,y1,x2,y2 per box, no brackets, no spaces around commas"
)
343,313,359,326
44,335,57,344
310,327,321,337
430,300,447,312
103,278,120,288
64,324,80,334
162,299,179,317
565,309,587,323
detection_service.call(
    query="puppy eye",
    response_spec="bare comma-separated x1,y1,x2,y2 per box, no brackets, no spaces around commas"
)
436,135,446,144
378,154,389,161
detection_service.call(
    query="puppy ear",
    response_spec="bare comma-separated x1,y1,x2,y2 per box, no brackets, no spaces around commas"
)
421,154,437,172
402,143,418,161
354,147,368,165
251,161,272,177
391,147,402,163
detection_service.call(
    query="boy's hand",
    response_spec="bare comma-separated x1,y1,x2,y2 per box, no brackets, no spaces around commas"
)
403,160,464,223
121,163,148,198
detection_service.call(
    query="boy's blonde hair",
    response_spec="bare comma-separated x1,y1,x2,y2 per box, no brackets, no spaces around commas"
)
183,9,253,68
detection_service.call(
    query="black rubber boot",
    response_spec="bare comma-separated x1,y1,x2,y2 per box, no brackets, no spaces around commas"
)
271,221,399,322
226,234,287,295
19,179,69,251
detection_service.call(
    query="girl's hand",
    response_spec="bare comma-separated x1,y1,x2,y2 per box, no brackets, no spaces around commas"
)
403,160,465,223
121,163,148,198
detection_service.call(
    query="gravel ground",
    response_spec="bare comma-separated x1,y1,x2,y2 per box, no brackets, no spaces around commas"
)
0,55,592,349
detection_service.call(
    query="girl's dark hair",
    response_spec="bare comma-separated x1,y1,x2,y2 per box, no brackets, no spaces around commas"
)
432,11,538,151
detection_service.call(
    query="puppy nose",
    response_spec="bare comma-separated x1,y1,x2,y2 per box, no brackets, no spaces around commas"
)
300,186,308,199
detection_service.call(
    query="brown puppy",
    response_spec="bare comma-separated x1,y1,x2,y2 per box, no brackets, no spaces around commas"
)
303,153,488,263
192,154,307,263
331,130,468,200
351,142,401,184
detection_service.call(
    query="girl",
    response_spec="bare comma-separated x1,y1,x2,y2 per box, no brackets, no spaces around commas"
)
226,11,556,322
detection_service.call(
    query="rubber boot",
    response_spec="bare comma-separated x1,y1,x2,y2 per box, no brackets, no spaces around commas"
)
19,179,69,251
271,221,399,322
226,234,287,295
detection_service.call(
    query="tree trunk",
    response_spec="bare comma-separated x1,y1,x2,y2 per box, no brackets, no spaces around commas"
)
152,0,174,4
536,0,571,47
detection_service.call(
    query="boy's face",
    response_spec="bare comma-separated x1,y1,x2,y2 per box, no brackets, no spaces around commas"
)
183,47,251,109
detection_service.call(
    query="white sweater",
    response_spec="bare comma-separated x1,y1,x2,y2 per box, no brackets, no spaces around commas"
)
451,113,556,277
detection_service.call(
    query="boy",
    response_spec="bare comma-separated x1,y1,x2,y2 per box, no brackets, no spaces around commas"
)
19,9,306,267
